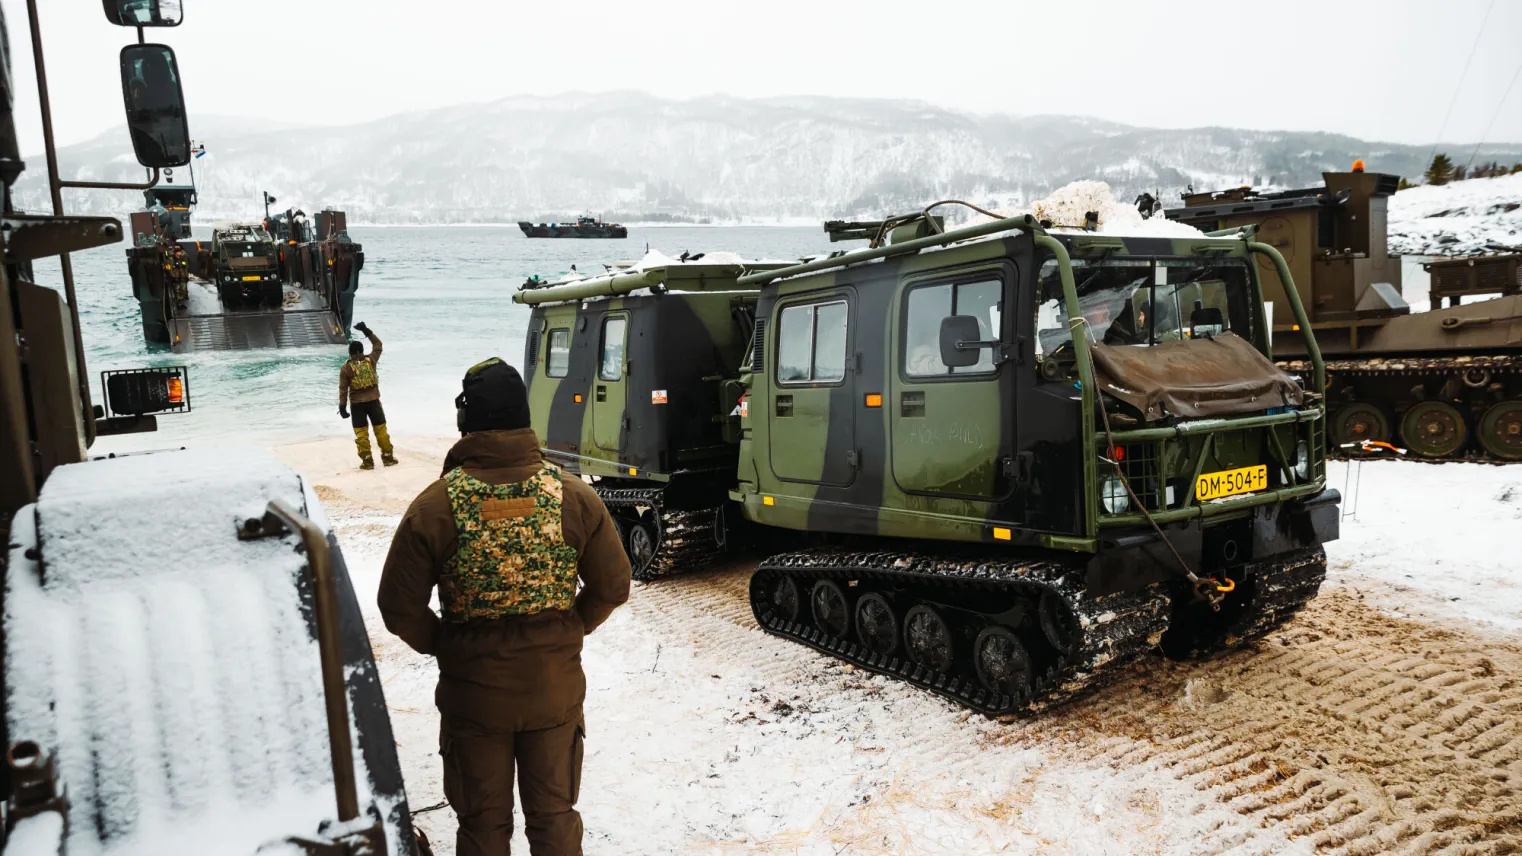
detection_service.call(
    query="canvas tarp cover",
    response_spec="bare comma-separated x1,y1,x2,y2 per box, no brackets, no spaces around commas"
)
1090,331,1303,421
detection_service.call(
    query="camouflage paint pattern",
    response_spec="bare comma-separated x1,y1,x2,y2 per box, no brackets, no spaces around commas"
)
438,464,578,621
732,231,1331,589
523,283,755,485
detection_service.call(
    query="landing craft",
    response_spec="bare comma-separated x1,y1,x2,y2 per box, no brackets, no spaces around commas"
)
2,2,426,852
1166,167,1522,461
517,204,1341,714
126,183,364,352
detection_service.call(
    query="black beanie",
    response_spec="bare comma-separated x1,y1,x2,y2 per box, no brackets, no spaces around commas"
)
456,358,531,434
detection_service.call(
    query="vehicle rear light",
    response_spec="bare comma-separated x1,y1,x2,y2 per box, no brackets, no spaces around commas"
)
1111,445,1126,462
167,377,184,404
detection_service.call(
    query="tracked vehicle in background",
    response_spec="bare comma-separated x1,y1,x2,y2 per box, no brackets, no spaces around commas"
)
1166,170,1522,461
515,255,788,578
521,211,1340,714
2,3,425,852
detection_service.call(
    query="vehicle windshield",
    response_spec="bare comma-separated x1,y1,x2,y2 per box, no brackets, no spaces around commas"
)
1034,258,1255,357
219,241,271,258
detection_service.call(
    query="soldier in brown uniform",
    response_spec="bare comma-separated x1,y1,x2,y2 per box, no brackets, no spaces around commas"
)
377,358,631,856
338,321,397,469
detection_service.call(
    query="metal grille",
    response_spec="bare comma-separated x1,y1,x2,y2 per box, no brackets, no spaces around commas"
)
527,330,540,366
174,311,344,352
1115,440,1168,512
751,319,766,373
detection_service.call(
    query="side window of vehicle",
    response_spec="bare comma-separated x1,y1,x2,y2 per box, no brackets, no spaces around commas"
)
546,329,571,378
776,299,849,384
599,316,626,381
903,278,1002,377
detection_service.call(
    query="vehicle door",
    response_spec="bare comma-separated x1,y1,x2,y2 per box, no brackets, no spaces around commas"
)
889,265,1013,500
768,292,855,486
592,311,629,453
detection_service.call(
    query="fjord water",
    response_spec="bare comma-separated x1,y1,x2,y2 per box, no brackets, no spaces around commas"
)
42,225,839,453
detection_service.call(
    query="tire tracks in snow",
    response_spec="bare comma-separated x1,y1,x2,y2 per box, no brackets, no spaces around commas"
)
635,562,1522,855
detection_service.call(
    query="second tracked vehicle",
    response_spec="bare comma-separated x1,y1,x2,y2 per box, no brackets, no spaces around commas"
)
519,211,1340,715
1166,169,1522,461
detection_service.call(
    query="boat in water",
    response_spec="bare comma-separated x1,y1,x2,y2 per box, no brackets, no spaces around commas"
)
519,215,628,239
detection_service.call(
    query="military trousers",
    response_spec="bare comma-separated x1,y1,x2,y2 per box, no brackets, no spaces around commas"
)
440,715,585,856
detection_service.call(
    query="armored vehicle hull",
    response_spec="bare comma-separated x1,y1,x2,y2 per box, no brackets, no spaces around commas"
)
518,216,1340,714
518,217,628,239
1167,171,1522,461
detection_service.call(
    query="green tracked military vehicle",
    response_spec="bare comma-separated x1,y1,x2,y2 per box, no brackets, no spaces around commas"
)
515,257,790,578
518,211,1340,714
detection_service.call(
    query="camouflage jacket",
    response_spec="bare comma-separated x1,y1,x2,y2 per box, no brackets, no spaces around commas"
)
438,464,578,621
376,428,631,730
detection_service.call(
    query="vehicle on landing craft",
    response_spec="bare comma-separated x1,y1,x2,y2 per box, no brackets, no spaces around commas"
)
517,208,1341,715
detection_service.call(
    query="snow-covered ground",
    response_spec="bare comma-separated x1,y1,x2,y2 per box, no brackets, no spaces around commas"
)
275,436,1522,856
1389,172,1522,256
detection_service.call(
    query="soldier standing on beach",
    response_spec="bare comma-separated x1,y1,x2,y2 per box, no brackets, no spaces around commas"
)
339,321,398,469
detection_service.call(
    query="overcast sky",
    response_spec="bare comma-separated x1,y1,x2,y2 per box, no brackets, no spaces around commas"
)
6,0,1520,157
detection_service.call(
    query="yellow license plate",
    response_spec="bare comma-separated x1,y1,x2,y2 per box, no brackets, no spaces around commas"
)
1195,465,1267,502
241,275,261,282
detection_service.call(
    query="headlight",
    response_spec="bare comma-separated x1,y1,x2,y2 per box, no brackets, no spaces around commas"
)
1293,441,1310,481
1101,476,1131,514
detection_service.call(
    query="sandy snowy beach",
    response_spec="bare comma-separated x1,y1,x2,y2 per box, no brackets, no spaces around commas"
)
273,435,1522,856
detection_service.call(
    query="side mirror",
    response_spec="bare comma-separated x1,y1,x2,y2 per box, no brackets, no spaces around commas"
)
938,314,988,368
118,44,191,167
1189,300,1226,340
103,0,183,26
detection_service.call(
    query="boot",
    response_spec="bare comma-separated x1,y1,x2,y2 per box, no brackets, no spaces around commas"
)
375,424,399,466
354,426,374,470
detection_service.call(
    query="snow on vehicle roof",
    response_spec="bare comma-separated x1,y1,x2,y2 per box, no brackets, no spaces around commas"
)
960,179,1206,239
4,448,401,855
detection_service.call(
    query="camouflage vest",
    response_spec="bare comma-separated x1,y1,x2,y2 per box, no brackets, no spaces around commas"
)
349,357,377,390
439,464,578,622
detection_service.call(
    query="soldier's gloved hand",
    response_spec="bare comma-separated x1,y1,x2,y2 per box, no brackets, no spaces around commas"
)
354,321,371,335
339,405,349,419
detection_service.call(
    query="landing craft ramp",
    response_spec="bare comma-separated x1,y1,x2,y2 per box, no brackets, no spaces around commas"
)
169,281,347,351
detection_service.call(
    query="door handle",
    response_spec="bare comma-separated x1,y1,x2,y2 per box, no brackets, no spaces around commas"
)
775,395,793,416
596,385,607,402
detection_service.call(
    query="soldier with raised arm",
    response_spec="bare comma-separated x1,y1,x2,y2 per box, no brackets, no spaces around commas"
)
338,321,397,469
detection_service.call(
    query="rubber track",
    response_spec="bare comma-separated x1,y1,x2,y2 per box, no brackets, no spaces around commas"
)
751,549,1171,715
1279,354,1522,464
594,486,721,582
752,547,1328,716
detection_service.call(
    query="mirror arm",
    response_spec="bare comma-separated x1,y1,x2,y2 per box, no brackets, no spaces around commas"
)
60,167,159,191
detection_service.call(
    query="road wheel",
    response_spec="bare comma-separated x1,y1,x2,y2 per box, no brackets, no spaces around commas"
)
767,575,801,623
1332,402,1390,454
625,514,658,575
1400,401,1467,458
903,605,954,674
1478,400,1522,461
854,593,898,656
810,580,850,640
973,626,1032,699
1037,592,1078,657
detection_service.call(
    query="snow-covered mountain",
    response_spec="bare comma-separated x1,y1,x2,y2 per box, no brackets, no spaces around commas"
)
17,92,1522,225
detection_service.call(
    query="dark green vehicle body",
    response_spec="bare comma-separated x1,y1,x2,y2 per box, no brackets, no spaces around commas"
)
734,228,1337,595
518,217,1340,713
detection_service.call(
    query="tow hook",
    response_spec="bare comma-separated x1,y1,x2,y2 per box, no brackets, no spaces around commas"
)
1190,574,1232,610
